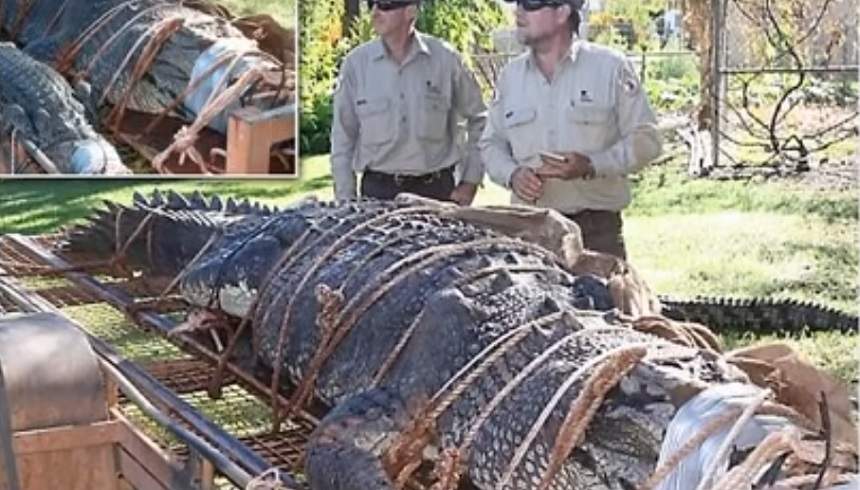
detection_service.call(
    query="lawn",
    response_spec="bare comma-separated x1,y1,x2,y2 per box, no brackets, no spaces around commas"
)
0,154,857,384
219,0,296,27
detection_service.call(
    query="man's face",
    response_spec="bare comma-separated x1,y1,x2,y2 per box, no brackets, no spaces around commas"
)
514,1,570,45
369,1,415,37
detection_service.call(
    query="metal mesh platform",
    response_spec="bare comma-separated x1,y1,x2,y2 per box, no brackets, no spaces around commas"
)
0,233,318,488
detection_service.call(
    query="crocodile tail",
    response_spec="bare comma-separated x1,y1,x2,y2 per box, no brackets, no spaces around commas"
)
659,295,859,335
59,190,254,277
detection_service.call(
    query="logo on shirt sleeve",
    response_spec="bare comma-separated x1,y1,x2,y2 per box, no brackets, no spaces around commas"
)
580,90,593,103
621,66,641,96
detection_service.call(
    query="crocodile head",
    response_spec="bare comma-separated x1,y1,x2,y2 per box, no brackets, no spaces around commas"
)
28,104,130,175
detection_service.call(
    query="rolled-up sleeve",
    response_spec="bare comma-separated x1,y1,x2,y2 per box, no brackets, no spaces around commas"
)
330,57,360,200
589,60,663,178
452,56,487,185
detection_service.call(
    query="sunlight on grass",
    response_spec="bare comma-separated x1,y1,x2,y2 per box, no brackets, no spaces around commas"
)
219,0,295,27
0,169,331,235
629,159,857,221
626,212,857,311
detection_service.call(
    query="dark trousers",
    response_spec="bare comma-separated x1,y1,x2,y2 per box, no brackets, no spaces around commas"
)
564,210,627,260
360,167,455,202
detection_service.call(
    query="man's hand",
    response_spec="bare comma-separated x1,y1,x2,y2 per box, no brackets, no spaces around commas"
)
450,182,478,206
536,152,594,181
510,167,544,202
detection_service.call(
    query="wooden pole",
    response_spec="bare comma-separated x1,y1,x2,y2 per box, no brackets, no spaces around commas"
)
344,0,361,33
710,0,723,169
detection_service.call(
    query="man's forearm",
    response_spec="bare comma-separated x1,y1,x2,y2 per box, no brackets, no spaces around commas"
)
331,155,358,200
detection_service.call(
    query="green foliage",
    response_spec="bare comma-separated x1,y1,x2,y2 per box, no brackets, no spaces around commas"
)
218,0,295,26
299,0,347,154
642,53,700,112
299,0,507,155
415,0,507,57
587,0,664,51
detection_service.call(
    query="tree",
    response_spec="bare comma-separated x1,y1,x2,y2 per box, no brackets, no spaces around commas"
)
681,0,713,130
344,0,360,31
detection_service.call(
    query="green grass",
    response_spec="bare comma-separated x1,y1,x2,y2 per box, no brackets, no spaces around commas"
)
628,161,857,221
219,0,295,27
0,165,331,235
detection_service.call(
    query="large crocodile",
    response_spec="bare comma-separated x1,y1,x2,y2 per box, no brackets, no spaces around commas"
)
660,295,857,335
0,42,129,174
63,192,858,490
2,0,292,134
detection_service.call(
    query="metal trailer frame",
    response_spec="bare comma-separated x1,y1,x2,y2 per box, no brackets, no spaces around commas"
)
0,233,313,489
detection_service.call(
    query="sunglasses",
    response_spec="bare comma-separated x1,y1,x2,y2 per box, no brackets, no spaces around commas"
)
367,0,413,11
507,0,566,11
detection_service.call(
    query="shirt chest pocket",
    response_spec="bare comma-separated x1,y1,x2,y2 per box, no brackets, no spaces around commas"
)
417,93,450,141
566,105,615,150
503,106,538,162
356,97,393,145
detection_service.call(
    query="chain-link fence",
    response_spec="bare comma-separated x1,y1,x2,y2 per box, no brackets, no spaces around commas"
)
472,3,698,97
711,0,858,176
470,0,858,179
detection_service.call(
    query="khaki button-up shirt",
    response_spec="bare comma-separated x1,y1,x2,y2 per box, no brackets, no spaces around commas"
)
330,31,487,200
480,41,662,213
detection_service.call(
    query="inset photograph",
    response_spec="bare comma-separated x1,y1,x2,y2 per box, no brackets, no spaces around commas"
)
0,0,296,176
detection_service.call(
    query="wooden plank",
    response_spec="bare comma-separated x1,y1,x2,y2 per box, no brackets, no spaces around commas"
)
226,105,296,174
12,421,120,455
112,410,184,488
17,445,118,490
117,449,169,490
117,476,136,490
199,459,216,490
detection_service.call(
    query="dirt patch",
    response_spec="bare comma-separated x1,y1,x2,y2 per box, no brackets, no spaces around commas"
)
704,155,859,191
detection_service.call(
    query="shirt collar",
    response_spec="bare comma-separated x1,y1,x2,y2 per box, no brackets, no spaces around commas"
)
370,30,432,62
525,39,584,72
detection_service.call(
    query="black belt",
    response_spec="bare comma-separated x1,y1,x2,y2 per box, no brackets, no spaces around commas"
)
363,167,453,186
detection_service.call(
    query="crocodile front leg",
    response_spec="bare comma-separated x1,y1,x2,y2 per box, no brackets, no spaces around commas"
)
306,388,420,490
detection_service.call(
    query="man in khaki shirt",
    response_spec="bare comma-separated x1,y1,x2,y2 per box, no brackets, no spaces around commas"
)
330,0,487,205
480,0,663,258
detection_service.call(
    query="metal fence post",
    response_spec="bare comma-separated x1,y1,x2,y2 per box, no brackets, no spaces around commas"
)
711,0,723,169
